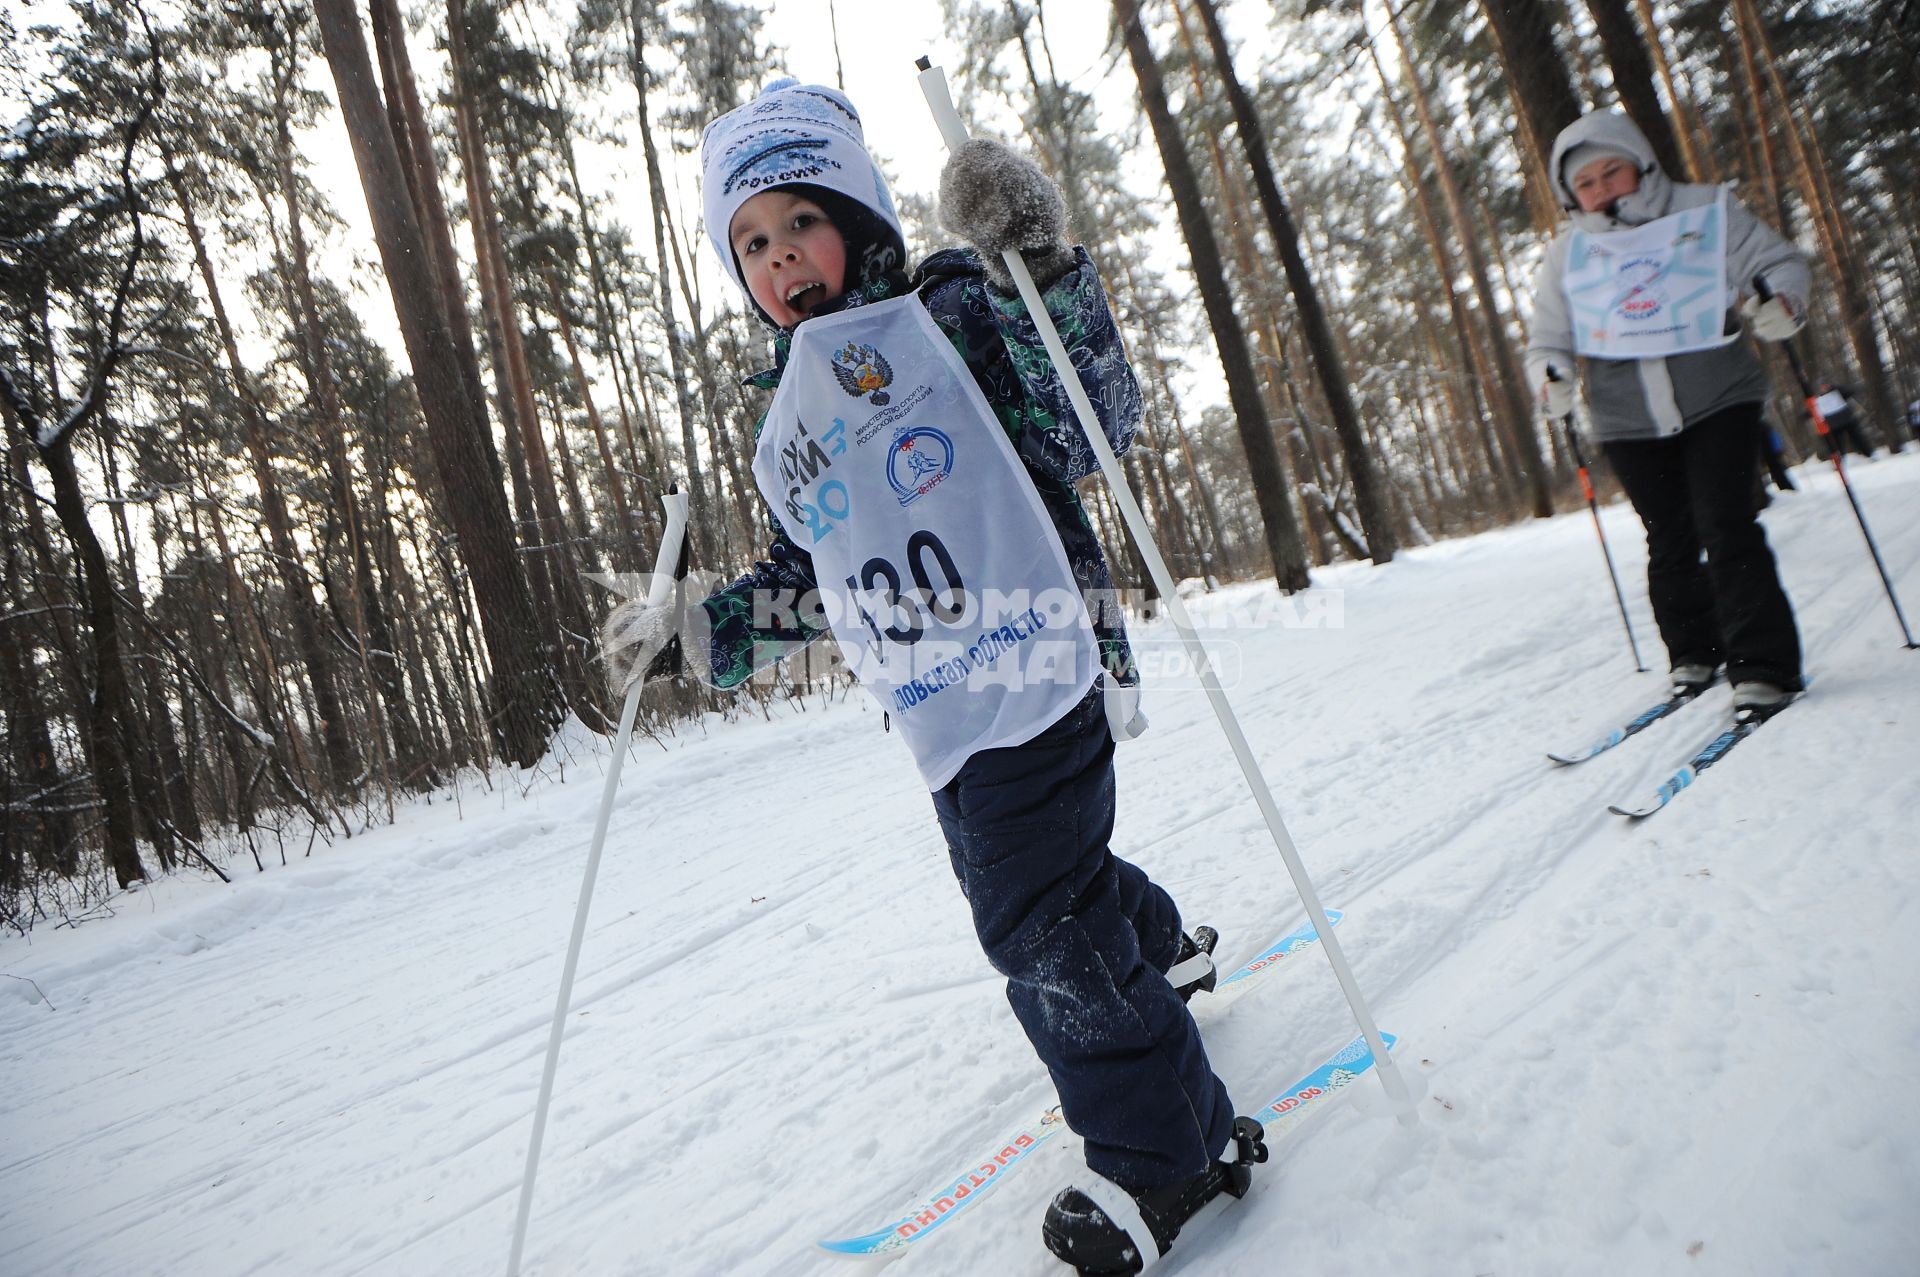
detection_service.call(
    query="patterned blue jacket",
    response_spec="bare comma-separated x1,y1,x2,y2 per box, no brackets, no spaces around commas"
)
696,246,1143,690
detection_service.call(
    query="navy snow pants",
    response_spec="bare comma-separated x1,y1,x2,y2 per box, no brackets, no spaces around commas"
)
1602,402,1804,690
930,685,1234,1189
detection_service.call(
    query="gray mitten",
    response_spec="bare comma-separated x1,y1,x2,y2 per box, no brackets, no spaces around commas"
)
594,572,716,696
601,600,679,695
938,138,1076,294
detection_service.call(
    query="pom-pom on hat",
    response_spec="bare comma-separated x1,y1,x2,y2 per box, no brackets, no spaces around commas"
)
699,78,905,303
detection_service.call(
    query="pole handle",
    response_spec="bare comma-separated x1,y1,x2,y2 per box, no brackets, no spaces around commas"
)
646,487,691,608
915,58,971,152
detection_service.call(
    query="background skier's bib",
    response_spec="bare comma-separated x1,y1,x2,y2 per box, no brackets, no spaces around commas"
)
1564,190,1735,360
1815,390,1847,418
752,294,1098,790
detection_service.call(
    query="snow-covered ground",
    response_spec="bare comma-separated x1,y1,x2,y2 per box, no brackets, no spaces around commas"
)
5,453,1918,1277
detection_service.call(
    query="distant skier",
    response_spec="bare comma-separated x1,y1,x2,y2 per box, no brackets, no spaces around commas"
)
1525,109,1809,717
1812,379,1872,459
600,80,1264,1273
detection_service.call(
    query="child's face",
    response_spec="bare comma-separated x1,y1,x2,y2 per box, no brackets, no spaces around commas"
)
730,189,848,327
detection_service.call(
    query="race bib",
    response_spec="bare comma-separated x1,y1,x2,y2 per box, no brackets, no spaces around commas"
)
1564,190,1736,360
751,294,1099,789
1814,391,1847,418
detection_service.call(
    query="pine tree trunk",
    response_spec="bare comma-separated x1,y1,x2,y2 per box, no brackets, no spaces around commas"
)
662,201,740,565
1366,40,1524,514
446,1,605,729
1112,0,1310,591
261,31,406,802
315,0,558,766
537,66,663,499
628,7,714,566
1389,10,1556,518
1117,260,1229,580
1733,0,1900,446
0,473,78,877
203,499,314,797
86,447,172,870
38,437,146,887
1477,0,1586,204
1632,0,1715,181
544,390,598,561
1725,16,1792,231
268,130,419,797
1188,0,1396,563
108,481,199,854
545,269,642,566
168,167,359,792
1582,0,1689,178
1170,65,1334,565
180,507,251,829
1157,24,1331,566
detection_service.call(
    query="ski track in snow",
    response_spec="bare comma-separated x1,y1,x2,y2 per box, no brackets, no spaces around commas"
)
4,455,1918,1276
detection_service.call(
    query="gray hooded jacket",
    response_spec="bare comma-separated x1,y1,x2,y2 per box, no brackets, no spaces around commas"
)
1525,111,1810,443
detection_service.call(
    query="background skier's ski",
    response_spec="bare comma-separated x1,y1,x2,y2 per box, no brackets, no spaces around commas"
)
1547,686,1709,765
1610,703,1795,818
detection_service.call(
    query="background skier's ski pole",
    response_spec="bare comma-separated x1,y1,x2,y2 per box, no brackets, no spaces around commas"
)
507,487,690,1277
1547,366,1646,672
1753,278,1915,649
915,56,1415,1123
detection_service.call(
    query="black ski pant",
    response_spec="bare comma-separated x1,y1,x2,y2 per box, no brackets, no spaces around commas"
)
931,684,1233,1190
1603,401,1803,689
1822,412,1871,459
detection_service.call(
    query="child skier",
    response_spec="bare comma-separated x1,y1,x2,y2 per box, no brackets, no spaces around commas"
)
600,80,1265,1272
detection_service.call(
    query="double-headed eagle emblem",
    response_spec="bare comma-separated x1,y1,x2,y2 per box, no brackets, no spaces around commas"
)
831,341,893,406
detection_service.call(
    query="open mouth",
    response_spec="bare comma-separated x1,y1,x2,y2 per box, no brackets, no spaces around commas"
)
785,282,827,315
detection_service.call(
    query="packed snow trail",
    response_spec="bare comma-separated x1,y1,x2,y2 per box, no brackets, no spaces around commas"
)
3,455,1917,1276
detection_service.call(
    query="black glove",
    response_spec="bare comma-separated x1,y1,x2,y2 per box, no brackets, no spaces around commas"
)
938,138,1076,295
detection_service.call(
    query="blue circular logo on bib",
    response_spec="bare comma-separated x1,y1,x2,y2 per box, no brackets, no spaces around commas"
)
888,427,954,506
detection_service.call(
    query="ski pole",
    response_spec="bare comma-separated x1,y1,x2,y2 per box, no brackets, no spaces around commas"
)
1753,278,1916,648
916,57,1416,1125
1547,367,1646,672
508,487,690,1277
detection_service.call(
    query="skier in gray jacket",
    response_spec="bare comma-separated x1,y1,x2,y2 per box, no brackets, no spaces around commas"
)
1525,109,1808,714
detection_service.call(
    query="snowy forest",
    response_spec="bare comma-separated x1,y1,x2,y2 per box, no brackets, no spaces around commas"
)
2,0,1915,929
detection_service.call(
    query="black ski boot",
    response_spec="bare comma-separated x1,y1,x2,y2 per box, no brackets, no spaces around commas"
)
1041,1117,1268,1275
1166,926,1218,1004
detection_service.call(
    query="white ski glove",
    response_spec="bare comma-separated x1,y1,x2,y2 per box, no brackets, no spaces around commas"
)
1740,292,1804,341
938,138,1076,295
1541,375,1577,420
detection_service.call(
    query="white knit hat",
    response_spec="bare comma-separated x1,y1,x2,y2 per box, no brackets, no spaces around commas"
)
699,79,904,297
